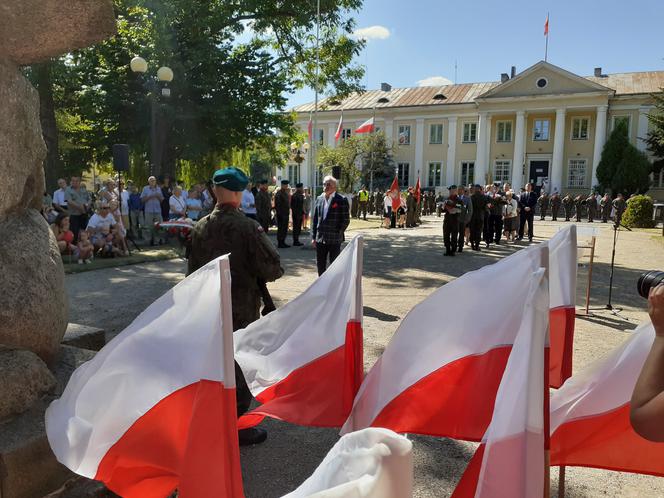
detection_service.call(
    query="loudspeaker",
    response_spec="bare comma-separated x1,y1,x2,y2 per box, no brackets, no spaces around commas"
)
332,166,342,180
112,144,130,171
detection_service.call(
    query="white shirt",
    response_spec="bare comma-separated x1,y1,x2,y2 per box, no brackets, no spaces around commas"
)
87,213,116,233
53,188,67,207
169,195,187,216
322,193,334,220
241,190,256,214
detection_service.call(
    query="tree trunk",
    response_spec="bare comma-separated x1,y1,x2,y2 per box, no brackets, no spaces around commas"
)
34,62,60,192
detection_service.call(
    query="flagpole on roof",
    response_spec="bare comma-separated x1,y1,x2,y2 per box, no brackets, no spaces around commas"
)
544,13,549,62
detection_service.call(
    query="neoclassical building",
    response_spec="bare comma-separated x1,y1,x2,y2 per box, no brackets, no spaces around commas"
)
286,61,664,197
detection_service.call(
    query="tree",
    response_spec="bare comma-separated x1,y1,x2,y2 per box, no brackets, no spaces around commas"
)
596,121,652,195
358,131,396,189
318,136,362,192
645,89,664,176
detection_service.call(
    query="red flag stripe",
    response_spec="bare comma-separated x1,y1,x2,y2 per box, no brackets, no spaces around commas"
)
549,306,575,388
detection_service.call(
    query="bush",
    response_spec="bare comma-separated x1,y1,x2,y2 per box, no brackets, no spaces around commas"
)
622,195,656,228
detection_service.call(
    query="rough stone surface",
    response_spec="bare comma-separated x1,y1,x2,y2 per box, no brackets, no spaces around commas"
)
0,57,46,219
0,210,68,364
0,348,56,421
63,323,106,351
0,0,116,65
52,345,97,396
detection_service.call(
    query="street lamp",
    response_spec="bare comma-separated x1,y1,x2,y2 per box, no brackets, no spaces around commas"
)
290,142,309,184
130,56,174,177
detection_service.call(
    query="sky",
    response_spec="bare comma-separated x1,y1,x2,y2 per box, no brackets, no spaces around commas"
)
286,0,664,109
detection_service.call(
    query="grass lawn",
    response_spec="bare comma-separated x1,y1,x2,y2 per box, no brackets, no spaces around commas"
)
62,246,181,274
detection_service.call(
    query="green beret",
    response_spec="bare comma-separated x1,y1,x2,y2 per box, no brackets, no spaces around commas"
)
212,167,249,191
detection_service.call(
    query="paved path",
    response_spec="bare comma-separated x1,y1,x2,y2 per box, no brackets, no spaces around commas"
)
65,216,664,497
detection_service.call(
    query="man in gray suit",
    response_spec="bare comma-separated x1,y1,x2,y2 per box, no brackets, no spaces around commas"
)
312,175,350,275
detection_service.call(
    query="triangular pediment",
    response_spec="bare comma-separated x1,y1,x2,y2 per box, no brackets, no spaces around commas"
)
478,61,613,99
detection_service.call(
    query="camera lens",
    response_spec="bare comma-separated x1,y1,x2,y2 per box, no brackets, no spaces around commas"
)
637,270,664,299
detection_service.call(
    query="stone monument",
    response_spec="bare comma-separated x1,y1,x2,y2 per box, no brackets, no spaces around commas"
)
0,1,115,496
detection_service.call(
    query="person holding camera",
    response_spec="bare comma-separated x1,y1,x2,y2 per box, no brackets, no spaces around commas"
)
631,282,664,441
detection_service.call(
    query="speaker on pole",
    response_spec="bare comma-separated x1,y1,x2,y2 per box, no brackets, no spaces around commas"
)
112,144,130,172
332,165,342,180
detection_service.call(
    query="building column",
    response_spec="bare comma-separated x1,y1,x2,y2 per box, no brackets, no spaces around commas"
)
637,106,651,153
446,117,457,187
475,112,489,185
414,118,425,185
511,111,526,190
384,118,394,147
550,108,566,194
592,105,608,189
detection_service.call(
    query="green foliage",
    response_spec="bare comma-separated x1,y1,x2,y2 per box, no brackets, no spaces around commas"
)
646,89,664,176
318,136,361,192
622,195,656,228
358,132,396,188
596,121,652,195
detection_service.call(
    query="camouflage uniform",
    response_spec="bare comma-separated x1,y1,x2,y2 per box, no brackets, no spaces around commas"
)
586,194,597,222
537,193,549,220
574,195,585,222
255,189,272,233
550,194,561,221
562,194,574,221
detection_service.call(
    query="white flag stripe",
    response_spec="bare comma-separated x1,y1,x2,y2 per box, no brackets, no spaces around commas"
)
282,428,413,498
235,236,362,396
342,244,545,433
475,269,548,497
548,225,577,308
550,322,655,433
46,256,230,478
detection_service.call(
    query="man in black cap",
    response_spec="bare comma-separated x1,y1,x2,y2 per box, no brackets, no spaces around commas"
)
442,185,462,256
188,167,283,446
291,182,305,246
470,184,488,251
255,179,272,233
274,179,291,248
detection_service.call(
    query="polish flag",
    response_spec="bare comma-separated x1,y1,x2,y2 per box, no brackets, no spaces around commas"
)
307,113,313,143
341,244,547,441
550,321,664,476
46,256,244,498
388,176,400,210
355,117,375,134
544,14,549,36
547,225,577,388
235,235,364,429
335,112,344,143
452,269,549,497
414,177,421,204
284,428,413,498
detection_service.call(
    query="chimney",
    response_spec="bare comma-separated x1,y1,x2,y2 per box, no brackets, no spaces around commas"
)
594,67,602,77
510,66,516,78
381,82,392,92
500,73,509,83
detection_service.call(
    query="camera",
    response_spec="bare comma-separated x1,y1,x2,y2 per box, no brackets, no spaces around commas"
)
638,271,664,299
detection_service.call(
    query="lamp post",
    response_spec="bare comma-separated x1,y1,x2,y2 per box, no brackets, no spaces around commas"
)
130,56,174,178
290,141,310,185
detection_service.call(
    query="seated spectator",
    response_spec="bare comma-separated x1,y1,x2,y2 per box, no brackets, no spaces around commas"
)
169,186,187,219
51,214,77,256
53,178,68,214
87,204,117,253
76,231,94,264
128,184,143,238
186,189,203,221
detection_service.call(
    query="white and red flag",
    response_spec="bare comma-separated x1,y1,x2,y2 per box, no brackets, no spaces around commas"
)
46,255,244,498
544,14,549,36
547,225,577,388
307,112,313,143
550,321,664,476
235,235,364,429
341,244,546,441
452,269,549,498
335,111,344,143
388,176,400,210
355,117,375,134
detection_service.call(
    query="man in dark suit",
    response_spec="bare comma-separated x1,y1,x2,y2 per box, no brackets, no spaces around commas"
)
290,182,305,246
312,175,350,275
518,182,538,242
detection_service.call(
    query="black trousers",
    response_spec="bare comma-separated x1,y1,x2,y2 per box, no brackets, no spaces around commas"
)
483,215,491,243
292,214,303,242
457,221,466,250
489,214,503,243
235,361,253,417
519,210,534,240
316,242,341,276
69,213,88,244
443,214,459,254
276,213,288,244
359,201,368,219
470,217,484,247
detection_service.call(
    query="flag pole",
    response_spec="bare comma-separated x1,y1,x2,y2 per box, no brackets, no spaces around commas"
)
545,13,549,62
312,0,320,197
370,105,376,192
558,466,566,498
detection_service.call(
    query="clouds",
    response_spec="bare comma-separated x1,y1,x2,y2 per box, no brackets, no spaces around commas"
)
352,25,391,41
417,76,454,87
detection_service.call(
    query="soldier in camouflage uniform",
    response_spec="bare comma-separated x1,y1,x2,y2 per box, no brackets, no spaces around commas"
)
562,194,574,221
613,193,627,226
255,179,272,233
574,194,585,222
537,191,549,220
188,167,283,446
550,192,562,221
600,193,612,223
586,192,597,222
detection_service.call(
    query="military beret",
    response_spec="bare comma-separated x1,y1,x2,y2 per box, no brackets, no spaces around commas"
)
295,182,303,188
281,179,290,185
473,184,482,189
448,184,457,190
212,167,249,191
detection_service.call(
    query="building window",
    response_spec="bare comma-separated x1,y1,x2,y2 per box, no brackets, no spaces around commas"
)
397,162,410,185
429,124,443,144
428,162,442,187
398,125,411,145
567,159,587,188
342,128,352,141
496,121,512,143
493,160,511,184
316,129,324,145
536,77,548,89
461,161,475,186
463,123,477,143
571,118,589,140
654,170,664,188
287,164,300,185
533,119,550,141
612,115,631,135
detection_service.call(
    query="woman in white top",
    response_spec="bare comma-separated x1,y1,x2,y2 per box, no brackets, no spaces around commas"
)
86,204,117,251
502,191,519,242
168,186,187,220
